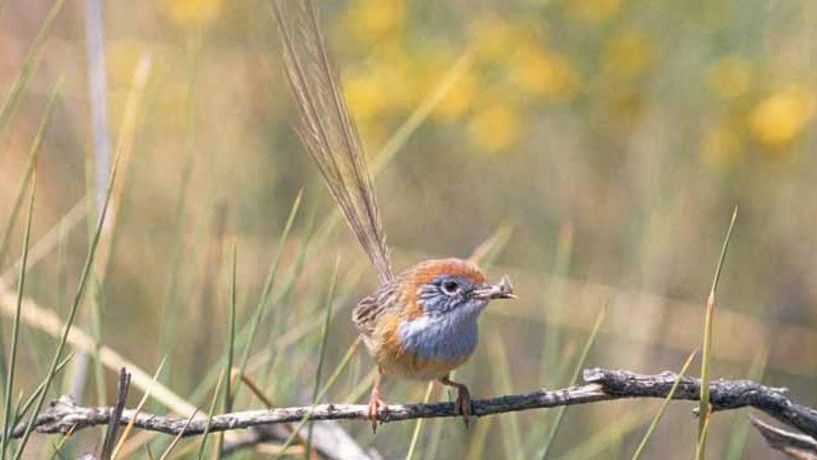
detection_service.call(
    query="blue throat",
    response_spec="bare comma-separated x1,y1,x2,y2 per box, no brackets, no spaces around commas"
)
397,308,480,362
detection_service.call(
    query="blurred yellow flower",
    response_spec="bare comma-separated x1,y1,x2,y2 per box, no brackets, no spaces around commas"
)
344,54,419,121
603,28,653,79
509,45,579,102
468,16,543,63
566,0,621,24
376,43,427,106
163,0,223,25
707,56,752,100
748,84,816,147
345,0,405,44
701,121,744,168
469,16,516,63
343,67,392,122
432,71,477,121
467,102,523,153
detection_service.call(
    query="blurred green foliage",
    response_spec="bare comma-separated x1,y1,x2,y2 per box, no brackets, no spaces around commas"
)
0,0,816,458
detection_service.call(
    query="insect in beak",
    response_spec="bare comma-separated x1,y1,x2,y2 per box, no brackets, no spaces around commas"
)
472,275,516,300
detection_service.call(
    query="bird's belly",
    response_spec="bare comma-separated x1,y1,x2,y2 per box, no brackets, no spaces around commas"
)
367,312,478,380
378,348,471,380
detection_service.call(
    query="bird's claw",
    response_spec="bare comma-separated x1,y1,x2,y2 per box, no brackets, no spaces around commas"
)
367,396,386,433
455,385,472,429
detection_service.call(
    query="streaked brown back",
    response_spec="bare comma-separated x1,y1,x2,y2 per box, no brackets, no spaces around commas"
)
273,0,394,284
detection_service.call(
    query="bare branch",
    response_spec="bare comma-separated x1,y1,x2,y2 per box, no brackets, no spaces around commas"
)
6,368,816,446
750,415,817,459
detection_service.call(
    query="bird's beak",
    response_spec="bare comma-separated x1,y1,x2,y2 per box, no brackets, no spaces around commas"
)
473,275,516,300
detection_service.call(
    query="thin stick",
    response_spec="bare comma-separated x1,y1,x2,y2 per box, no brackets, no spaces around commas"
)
8,368,814,440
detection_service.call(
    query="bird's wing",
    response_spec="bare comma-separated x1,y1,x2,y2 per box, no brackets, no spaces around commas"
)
352,280,402,336
273,0,394,284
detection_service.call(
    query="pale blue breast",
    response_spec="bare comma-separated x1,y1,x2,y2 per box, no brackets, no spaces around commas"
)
397,307,481,362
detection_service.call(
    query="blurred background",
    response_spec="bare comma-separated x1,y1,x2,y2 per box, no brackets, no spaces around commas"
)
0,0,816,458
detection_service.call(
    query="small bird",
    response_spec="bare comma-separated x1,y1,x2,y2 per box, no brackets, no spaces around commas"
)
273,0,516,430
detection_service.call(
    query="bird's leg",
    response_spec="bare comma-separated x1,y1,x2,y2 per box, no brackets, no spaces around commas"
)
440,375,472,428
367,366,386,433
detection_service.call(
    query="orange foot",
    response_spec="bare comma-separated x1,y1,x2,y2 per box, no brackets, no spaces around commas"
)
368,366,386,433
441,375,473,429
367,394,386,433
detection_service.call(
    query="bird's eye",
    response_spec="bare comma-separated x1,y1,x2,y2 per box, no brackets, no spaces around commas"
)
441,280,461,296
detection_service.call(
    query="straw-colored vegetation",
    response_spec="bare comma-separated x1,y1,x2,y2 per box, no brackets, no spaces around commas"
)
0,0,815,458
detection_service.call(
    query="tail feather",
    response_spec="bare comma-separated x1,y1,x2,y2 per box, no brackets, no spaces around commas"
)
273,0,394,283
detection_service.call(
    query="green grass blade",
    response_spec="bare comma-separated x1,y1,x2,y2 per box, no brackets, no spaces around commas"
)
319,336,361,403
305,256,339,458
524,223,578,453
407,381,435,460
538,303,607,459
186,248,309,407
695,408,713,460
1,167,37,458
262,198,321,390
0,80,60,270
0,0,68,141
235,190,303,393
540,223,574,388
276,257,340,460
214,243,238,458
631,349,698,460
196,371,224,460
698,206,738,458
13,353,72,426
0,80,61,406
55,209,70,397
158,27,202,381
12,114,126,459
224,243,238,414
487,332,522,460
217,242,238,458
248,330,362,458
185,193,311,410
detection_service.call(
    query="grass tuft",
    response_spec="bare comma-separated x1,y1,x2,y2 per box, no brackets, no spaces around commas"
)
1,164,37,458
0,0,68,141
697,206,738,458
196,370,224,460
12,96,126,458
538,302,607,459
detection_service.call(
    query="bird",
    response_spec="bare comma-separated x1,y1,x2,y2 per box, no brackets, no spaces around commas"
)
273,0,516,431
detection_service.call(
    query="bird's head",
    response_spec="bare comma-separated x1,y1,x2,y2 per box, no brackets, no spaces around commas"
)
399,258,516,319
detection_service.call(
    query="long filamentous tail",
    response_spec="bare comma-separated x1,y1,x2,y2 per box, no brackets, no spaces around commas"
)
273,0,394,284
